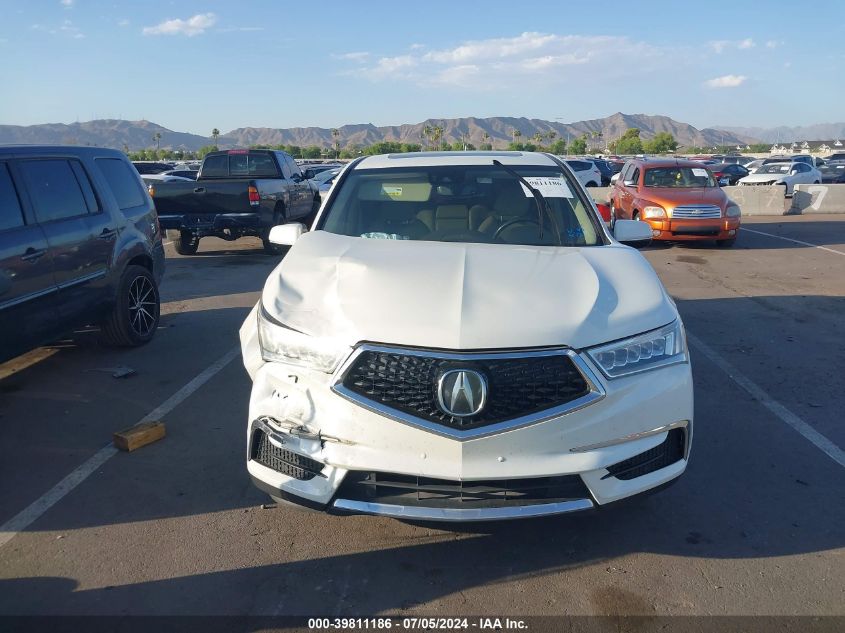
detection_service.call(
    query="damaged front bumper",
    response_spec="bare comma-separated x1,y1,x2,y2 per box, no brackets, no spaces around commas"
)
243,337,694,522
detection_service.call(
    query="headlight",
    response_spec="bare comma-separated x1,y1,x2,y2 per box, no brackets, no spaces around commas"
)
725,203,741,217
587,320,687,378
257,303,349,373
642,206,666,219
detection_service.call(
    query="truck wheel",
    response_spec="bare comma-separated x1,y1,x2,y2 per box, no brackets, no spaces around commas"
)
262,209,286,255
174,230,199,255
302,195,321,227
100,265,160,347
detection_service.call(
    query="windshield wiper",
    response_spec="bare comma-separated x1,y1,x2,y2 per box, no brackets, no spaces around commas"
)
491,160,562,245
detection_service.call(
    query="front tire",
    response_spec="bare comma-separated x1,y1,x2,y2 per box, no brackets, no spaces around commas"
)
174,230,199,256
100,265,160,347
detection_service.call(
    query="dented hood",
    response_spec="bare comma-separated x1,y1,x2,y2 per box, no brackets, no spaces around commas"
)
261,231,677,350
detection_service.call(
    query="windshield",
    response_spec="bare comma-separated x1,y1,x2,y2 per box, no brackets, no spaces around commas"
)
313,168,341,184
758,164,791,174
643,167,715,188
319,164,604,247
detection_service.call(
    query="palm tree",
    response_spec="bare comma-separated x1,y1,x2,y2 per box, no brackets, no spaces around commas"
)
211,128,220,147
546,130,557,144
422,124,432,150
532,132,543,147
513,129,522,146
482,132,490,149
432,125,444,151
153,132,161,151
331,128,340,159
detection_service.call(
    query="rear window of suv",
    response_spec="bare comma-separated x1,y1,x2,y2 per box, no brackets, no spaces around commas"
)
96,158,146,210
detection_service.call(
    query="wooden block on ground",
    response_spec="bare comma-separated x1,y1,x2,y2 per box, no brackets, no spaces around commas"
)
113,421,166,452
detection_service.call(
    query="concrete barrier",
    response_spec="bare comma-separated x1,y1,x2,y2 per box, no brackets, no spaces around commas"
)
587,186,610,204
722,186,791,216
790,184,845,215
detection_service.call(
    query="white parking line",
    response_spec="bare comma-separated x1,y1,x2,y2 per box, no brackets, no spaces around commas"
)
741,227,845,256
687,332,845,469
0,345,241,549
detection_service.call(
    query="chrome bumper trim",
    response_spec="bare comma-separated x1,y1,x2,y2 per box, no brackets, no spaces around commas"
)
568,419,691,455
331,497,594,522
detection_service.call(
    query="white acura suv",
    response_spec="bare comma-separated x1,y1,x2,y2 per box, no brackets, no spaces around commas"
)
240,151,693,521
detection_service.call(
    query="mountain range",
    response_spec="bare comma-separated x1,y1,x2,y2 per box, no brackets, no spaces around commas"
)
0,113,760,151
717,123,845,144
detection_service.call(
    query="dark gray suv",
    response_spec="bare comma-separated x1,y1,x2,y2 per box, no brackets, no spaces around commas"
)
0,146,165,363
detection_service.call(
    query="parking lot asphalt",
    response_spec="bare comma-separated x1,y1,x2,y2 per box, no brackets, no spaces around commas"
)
0,216,843,618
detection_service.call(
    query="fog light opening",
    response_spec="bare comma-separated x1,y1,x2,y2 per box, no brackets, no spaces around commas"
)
652,229,661,237
728,229,736,236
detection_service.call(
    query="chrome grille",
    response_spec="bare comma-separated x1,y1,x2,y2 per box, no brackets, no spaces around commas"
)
671,205,722,219
333,345,605,439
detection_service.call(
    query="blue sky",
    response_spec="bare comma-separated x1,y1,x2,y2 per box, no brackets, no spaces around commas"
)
1,0,843,134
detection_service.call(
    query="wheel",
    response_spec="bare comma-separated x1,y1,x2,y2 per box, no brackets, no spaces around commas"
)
100,265,160,347
302,195,321,227
262,207,287,255
633,211,641,221
716,238,736,248
174,230,199,255
586,181,598,188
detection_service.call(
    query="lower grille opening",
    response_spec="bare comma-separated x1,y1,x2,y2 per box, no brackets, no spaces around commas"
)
251,429,324,481
336,471,591,509
604,427,686,480
671,227,720,236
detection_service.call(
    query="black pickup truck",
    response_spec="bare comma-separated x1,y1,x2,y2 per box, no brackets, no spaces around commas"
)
149,149,320,254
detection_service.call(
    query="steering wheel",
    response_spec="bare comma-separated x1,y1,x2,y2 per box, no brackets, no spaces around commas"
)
492,217,541,240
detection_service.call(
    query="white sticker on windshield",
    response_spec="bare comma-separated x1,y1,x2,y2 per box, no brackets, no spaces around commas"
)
691,168,708,177
382,186,403,197
519,176,573,198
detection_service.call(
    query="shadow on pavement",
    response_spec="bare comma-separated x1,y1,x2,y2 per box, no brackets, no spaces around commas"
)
1,293,843,615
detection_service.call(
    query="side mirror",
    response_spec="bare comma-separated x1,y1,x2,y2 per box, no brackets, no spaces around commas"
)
623,180,636,188
613,219,653,247
268,223,305,246
610,173,620,185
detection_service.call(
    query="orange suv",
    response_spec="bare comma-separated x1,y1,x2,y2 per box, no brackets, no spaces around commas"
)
609,158,741,247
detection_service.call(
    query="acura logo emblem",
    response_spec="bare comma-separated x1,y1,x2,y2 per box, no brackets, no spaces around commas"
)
437,369,487,417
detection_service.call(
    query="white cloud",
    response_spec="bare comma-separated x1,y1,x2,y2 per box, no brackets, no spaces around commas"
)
709,38,755,53
60,0,74,7
118,19,130,27
340,32,656,87
333,51,370,62
142,13,217,37
32,19,83,38
217,26,265,33
704,74,747,89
